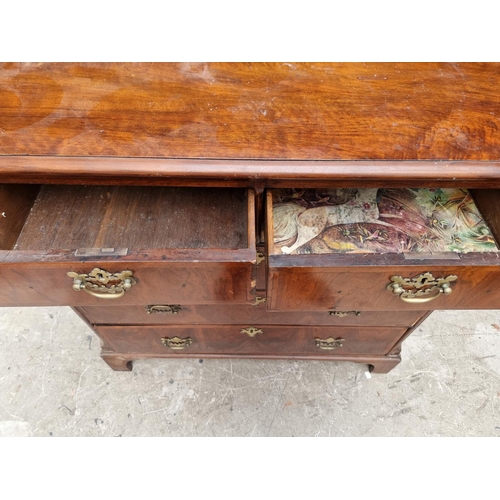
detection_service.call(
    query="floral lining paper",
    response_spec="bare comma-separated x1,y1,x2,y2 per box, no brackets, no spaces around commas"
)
272,188,499,255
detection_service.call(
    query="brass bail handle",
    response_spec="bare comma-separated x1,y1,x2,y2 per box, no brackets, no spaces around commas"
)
67,268,137,299
161,336,192,350
387,272,457,304
315,337,345,350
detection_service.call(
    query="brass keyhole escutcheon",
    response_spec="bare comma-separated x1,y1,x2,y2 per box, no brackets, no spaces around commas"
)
241,327,263,337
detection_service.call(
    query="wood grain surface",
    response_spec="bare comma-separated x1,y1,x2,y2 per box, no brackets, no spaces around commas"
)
0,184,39,249
0,259,255,306
14,186,249,250
78,304,425,327
3,157,500,188
96,324,407,356
268,264,500,311
1,62,500,164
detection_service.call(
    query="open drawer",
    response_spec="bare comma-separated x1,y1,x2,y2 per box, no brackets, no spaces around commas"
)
0,185,256,306
266,188,500,311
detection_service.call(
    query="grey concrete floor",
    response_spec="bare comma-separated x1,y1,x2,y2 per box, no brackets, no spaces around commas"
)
1,306,500,437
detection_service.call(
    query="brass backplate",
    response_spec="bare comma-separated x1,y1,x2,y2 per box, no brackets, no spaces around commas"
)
329,310,361,317
67,268,137,296
145,305,182,315
315,337,345,350
387,272,457,300
161,336,192,350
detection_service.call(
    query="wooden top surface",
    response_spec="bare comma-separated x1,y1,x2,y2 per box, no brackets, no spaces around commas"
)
1,62,500,160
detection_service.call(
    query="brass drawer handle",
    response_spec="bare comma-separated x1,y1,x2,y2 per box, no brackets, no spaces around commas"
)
68,268,136,299
161,336,192,350
329,310,361,317
145,305,182,315
387,272,457,303
315,337,345,350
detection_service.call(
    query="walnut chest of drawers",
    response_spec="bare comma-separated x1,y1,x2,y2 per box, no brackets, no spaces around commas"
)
2,62,500,373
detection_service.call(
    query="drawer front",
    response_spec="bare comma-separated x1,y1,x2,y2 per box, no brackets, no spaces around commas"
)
0,260,254,307
80,304,425,327
96,325,407,356
268,264,500,311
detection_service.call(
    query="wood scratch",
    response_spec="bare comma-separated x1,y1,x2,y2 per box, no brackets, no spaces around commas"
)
469,360,500,382
475,398,490,413
206,367,295,383
204,413,215,427
40,309,61,396
0,402,24,421
75,364,92,396
438,391,460,416
266,371,292,437
142,407,171,416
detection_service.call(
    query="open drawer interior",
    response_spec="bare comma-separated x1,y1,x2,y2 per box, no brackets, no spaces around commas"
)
1,185,252,252
269,188,500,256
266,188,500,311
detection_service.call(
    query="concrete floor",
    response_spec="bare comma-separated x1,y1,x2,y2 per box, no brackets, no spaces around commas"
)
1,307,500,437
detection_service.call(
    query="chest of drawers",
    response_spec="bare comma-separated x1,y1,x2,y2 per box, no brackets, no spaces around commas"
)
2,62,500,373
